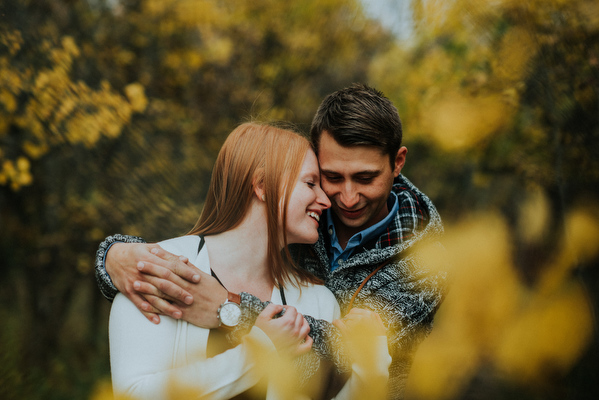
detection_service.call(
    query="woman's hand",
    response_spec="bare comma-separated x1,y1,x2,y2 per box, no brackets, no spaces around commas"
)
255,304,313,357
106,242,201,324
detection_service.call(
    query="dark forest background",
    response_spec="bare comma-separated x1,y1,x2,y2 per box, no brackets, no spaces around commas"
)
1,0,598,399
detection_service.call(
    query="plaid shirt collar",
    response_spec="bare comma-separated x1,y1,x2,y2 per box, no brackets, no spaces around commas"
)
326,192,399,271
308,174,433,273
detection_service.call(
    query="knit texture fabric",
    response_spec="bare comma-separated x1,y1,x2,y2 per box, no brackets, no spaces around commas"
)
231,175,448,399
95,233,147,301
94,174,448,399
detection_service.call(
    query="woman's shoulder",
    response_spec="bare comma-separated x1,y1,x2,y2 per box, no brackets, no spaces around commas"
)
158,235,202,259
110,293,179,332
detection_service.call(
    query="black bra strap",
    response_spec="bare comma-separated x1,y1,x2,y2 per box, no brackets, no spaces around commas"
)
279,287,287,305
202,235,286,305
197,235,205,254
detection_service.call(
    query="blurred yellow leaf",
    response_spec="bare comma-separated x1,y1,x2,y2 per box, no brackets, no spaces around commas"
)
125,82,148,113
425,92,511,150
492,27,537,83
495,281,593,383
89,379,114,400
539,208,599,293
0,88,17,112
407,324,479,400
563,208,599,264
61,36,80,57
518,186,550,242
408,213,522,399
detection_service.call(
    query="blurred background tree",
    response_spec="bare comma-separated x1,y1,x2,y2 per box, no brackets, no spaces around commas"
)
0,0,597,399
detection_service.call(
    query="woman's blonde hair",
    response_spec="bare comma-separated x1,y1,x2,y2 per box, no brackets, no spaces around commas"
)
189,122,320,287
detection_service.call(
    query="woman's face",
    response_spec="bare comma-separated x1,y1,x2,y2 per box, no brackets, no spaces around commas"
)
284,149,331,245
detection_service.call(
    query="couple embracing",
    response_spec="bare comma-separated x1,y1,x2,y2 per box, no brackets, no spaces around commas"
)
96,84,447,399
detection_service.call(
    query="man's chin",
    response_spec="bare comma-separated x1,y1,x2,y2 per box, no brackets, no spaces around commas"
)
336,214,368,231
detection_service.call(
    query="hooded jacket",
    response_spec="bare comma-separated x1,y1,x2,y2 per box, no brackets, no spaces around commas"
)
95,174,447,399
237,175,448,399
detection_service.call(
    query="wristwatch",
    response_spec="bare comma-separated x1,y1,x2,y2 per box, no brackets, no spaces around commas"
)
217,292,242,328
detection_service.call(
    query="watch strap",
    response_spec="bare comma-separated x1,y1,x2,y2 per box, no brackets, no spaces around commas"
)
227,291,241,305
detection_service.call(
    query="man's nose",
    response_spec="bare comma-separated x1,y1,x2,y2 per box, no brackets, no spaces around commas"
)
339,183,359,208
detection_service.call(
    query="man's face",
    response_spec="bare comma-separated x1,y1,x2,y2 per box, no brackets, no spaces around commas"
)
317,131,407,238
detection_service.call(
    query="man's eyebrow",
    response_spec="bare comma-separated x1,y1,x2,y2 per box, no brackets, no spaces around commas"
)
354,170,381,176
320,169,382,177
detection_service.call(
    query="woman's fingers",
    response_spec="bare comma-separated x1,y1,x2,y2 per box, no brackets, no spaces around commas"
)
255,305,313,356
294,334,313,356
259,303,285,319
298,315,310,338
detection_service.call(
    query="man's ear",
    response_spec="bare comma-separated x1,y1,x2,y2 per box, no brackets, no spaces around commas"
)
393,147,408,177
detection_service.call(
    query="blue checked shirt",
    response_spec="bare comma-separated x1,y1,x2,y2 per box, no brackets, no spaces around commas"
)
326,192,399,271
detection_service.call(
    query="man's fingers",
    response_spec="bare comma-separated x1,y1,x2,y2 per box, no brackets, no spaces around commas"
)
138,260,176,280
333,318,349,334
149,245,186,262
141,311,161,325
145,275,193,304
136,264,194,305
149,247,201,283
132,280,180,304
346,307,369,316
129,293,161,324
144,294,183,319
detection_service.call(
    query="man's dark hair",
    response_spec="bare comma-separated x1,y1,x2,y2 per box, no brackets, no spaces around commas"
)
310,83,403,168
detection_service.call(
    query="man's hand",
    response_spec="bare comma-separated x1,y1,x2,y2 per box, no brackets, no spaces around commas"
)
106,242,201,324
333,308,387,367
175,274,228,329
255,304,313,357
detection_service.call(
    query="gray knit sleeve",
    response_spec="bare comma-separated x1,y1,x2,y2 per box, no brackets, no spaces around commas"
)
303,315,351,373
226,292,269,344
94,234,147,301
229,292,350,372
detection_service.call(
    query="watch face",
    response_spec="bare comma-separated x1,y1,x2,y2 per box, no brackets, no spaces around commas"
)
219,302,241,327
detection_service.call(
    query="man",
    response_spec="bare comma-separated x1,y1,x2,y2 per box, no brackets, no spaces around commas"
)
96,84,447,399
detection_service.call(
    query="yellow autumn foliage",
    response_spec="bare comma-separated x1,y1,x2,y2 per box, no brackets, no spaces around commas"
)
517,185,551,243
406,206,599,399
493,27,538,84
125,83,148,113
424,92,511,150
0,31,148,189
495,281,593,383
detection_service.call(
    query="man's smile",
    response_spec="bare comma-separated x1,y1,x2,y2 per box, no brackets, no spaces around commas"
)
337,205,367,219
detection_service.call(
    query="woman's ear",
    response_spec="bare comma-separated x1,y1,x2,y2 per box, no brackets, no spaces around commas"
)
254,182,266,202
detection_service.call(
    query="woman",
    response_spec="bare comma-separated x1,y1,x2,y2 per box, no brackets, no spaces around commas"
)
109,122,390,399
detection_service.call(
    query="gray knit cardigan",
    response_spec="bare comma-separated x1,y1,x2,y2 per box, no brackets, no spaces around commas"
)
95,175,448,400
